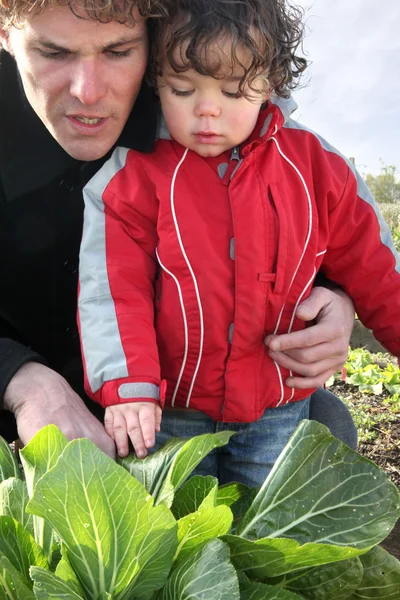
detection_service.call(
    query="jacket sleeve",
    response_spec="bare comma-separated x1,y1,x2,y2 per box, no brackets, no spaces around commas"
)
321,165,400,357
78,147,162,409
0,319,47,408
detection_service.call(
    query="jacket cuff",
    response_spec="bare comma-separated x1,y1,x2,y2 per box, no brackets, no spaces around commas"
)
0,338,48,408
90,378,167,409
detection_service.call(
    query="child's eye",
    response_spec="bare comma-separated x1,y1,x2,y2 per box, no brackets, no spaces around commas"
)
170,88,194,97
223,90,243,99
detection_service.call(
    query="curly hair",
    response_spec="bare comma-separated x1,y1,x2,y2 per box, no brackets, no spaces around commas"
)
0,0,166,29
149,0,308,98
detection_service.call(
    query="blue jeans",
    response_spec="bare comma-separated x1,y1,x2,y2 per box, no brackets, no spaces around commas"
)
153,397,310,487
310,387,357,450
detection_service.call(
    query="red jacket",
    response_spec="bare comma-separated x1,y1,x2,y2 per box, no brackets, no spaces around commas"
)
78,100,400,422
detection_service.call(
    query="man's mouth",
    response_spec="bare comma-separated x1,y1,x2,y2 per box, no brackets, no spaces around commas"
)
74,116,103,125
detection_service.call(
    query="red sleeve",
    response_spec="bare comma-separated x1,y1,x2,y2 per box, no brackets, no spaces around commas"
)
321,165,400,357
78,147,163,408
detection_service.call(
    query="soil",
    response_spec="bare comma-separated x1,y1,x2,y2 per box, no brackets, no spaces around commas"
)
330,379,400,560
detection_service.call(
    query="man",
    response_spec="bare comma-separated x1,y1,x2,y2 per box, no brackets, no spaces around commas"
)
0,0,356,459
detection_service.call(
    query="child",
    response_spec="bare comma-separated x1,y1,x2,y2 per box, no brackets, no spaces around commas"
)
78,0,400,486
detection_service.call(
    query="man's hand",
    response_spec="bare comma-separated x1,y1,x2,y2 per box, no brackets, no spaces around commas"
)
104,402,162,458
3,362,115,458
265,286,355,389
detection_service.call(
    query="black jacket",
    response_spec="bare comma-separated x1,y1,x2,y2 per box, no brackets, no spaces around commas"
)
0,51,158,440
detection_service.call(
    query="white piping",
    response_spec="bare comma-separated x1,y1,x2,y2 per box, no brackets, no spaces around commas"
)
269,136,313,406
316,249,327,257
284,268,317,403
288,268,317,335
170,148,205,407
155,248,188,406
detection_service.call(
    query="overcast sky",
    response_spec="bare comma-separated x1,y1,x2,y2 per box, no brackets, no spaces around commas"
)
292,0,400,177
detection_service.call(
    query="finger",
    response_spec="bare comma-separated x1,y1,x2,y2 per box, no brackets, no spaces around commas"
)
112,411,130,458
266,323,337,352
138,405,157,449
294,287,328,322
155,405,162,432
286,366,341,389
125,411,147,458
269,349,342,378
104,409,115,440
269,340,348,365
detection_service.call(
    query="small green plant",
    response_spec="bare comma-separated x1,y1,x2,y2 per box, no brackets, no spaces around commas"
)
0,421,399,599
327,347,400,443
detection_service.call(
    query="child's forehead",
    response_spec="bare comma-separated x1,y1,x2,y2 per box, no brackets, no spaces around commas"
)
165,35,255,75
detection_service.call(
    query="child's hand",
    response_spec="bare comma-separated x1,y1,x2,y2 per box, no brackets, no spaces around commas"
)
104,402,162,458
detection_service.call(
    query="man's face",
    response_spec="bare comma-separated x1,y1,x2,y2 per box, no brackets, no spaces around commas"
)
0,5,148,160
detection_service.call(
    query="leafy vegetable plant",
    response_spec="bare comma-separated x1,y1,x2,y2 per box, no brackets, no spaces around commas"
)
0,420,399,599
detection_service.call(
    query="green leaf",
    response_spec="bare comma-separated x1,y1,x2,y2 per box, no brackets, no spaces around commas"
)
118,438,187,500
0,478,33,535
31,566,85,599
239,576,303,600
237,420,400,549
0,553,35,600
120,432,235,508
27,438,177,600
230,488,259,534
224,534,364,578
157,539,240,599
0,439,20,483
0,516,48,582
175,505,233,560
54,554,85,597
347,546,400,599
216,482,249,508
171,476,218,519
275,557,364,600
20,425,68,561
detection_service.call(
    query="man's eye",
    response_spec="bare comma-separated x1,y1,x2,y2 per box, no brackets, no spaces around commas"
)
170,88,194,97
223,90,243,99
38,49,67,60
106,49,133,59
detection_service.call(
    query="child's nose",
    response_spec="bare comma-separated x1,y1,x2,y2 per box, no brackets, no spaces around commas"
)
194,100,221,118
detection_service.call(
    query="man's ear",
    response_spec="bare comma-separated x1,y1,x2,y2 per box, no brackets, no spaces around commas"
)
0,28,11,53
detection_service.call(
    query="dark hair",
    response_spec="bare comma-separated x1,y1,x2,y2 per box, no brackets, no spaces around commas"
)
0,0,166,29
149,0,308,98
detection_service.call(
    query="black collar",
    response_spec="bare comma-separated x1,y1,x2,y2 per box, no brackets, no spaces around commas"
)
0,50,158,201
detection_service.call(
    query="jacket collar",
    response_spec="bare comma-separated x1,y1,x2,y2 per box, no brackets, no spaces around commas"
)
242,96,298,155
0,50,157,202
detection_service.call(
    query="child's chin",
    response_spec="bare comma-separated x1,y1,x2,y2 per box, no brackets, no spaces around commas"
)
190,144,226,158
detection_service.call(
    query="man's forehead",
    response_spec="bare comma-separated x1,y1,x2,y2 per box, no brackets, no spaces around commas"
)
13,3,146,48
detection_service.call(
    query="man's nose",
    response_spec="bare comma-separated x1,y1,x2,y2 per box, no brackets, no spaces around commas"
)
69,60,107,105
194,99,221,118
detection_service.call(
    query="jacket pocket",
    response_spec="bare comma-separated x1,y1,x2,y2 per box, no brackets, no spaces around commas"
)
261,183,288,296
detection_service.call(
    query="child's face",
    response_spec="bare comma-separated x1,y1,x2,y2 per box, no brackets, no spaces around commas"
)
157,39,267,157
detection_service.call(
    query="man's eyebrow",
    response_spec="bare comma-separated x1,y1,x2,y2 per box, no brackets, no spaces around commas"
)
34,34,145,52
102,35,146,50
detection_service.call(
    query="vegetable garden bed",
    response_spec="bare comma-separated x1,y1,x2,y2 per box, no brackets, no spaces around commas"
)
0,418,399,599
